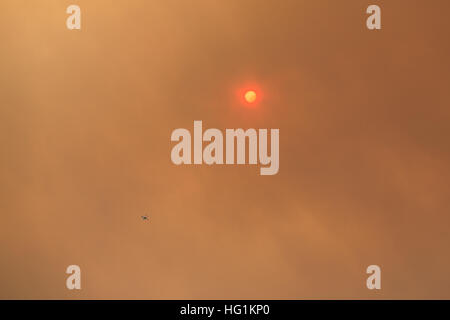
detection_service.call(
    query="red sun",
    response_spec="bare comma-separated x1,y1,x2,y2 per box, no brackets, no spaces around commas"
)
244,90,257,104
237,85,262,107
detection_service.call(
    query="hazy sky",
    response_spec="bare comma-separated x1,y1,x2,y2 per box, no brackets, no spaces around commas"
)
1,0,450,299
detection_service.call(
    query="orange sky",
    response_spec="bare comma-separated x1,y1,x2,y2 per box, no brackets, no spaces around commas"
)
1,0,450,299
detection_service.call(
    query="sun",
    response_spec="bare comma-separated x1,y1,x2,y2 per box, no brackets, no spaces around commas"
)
244,90,257,104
